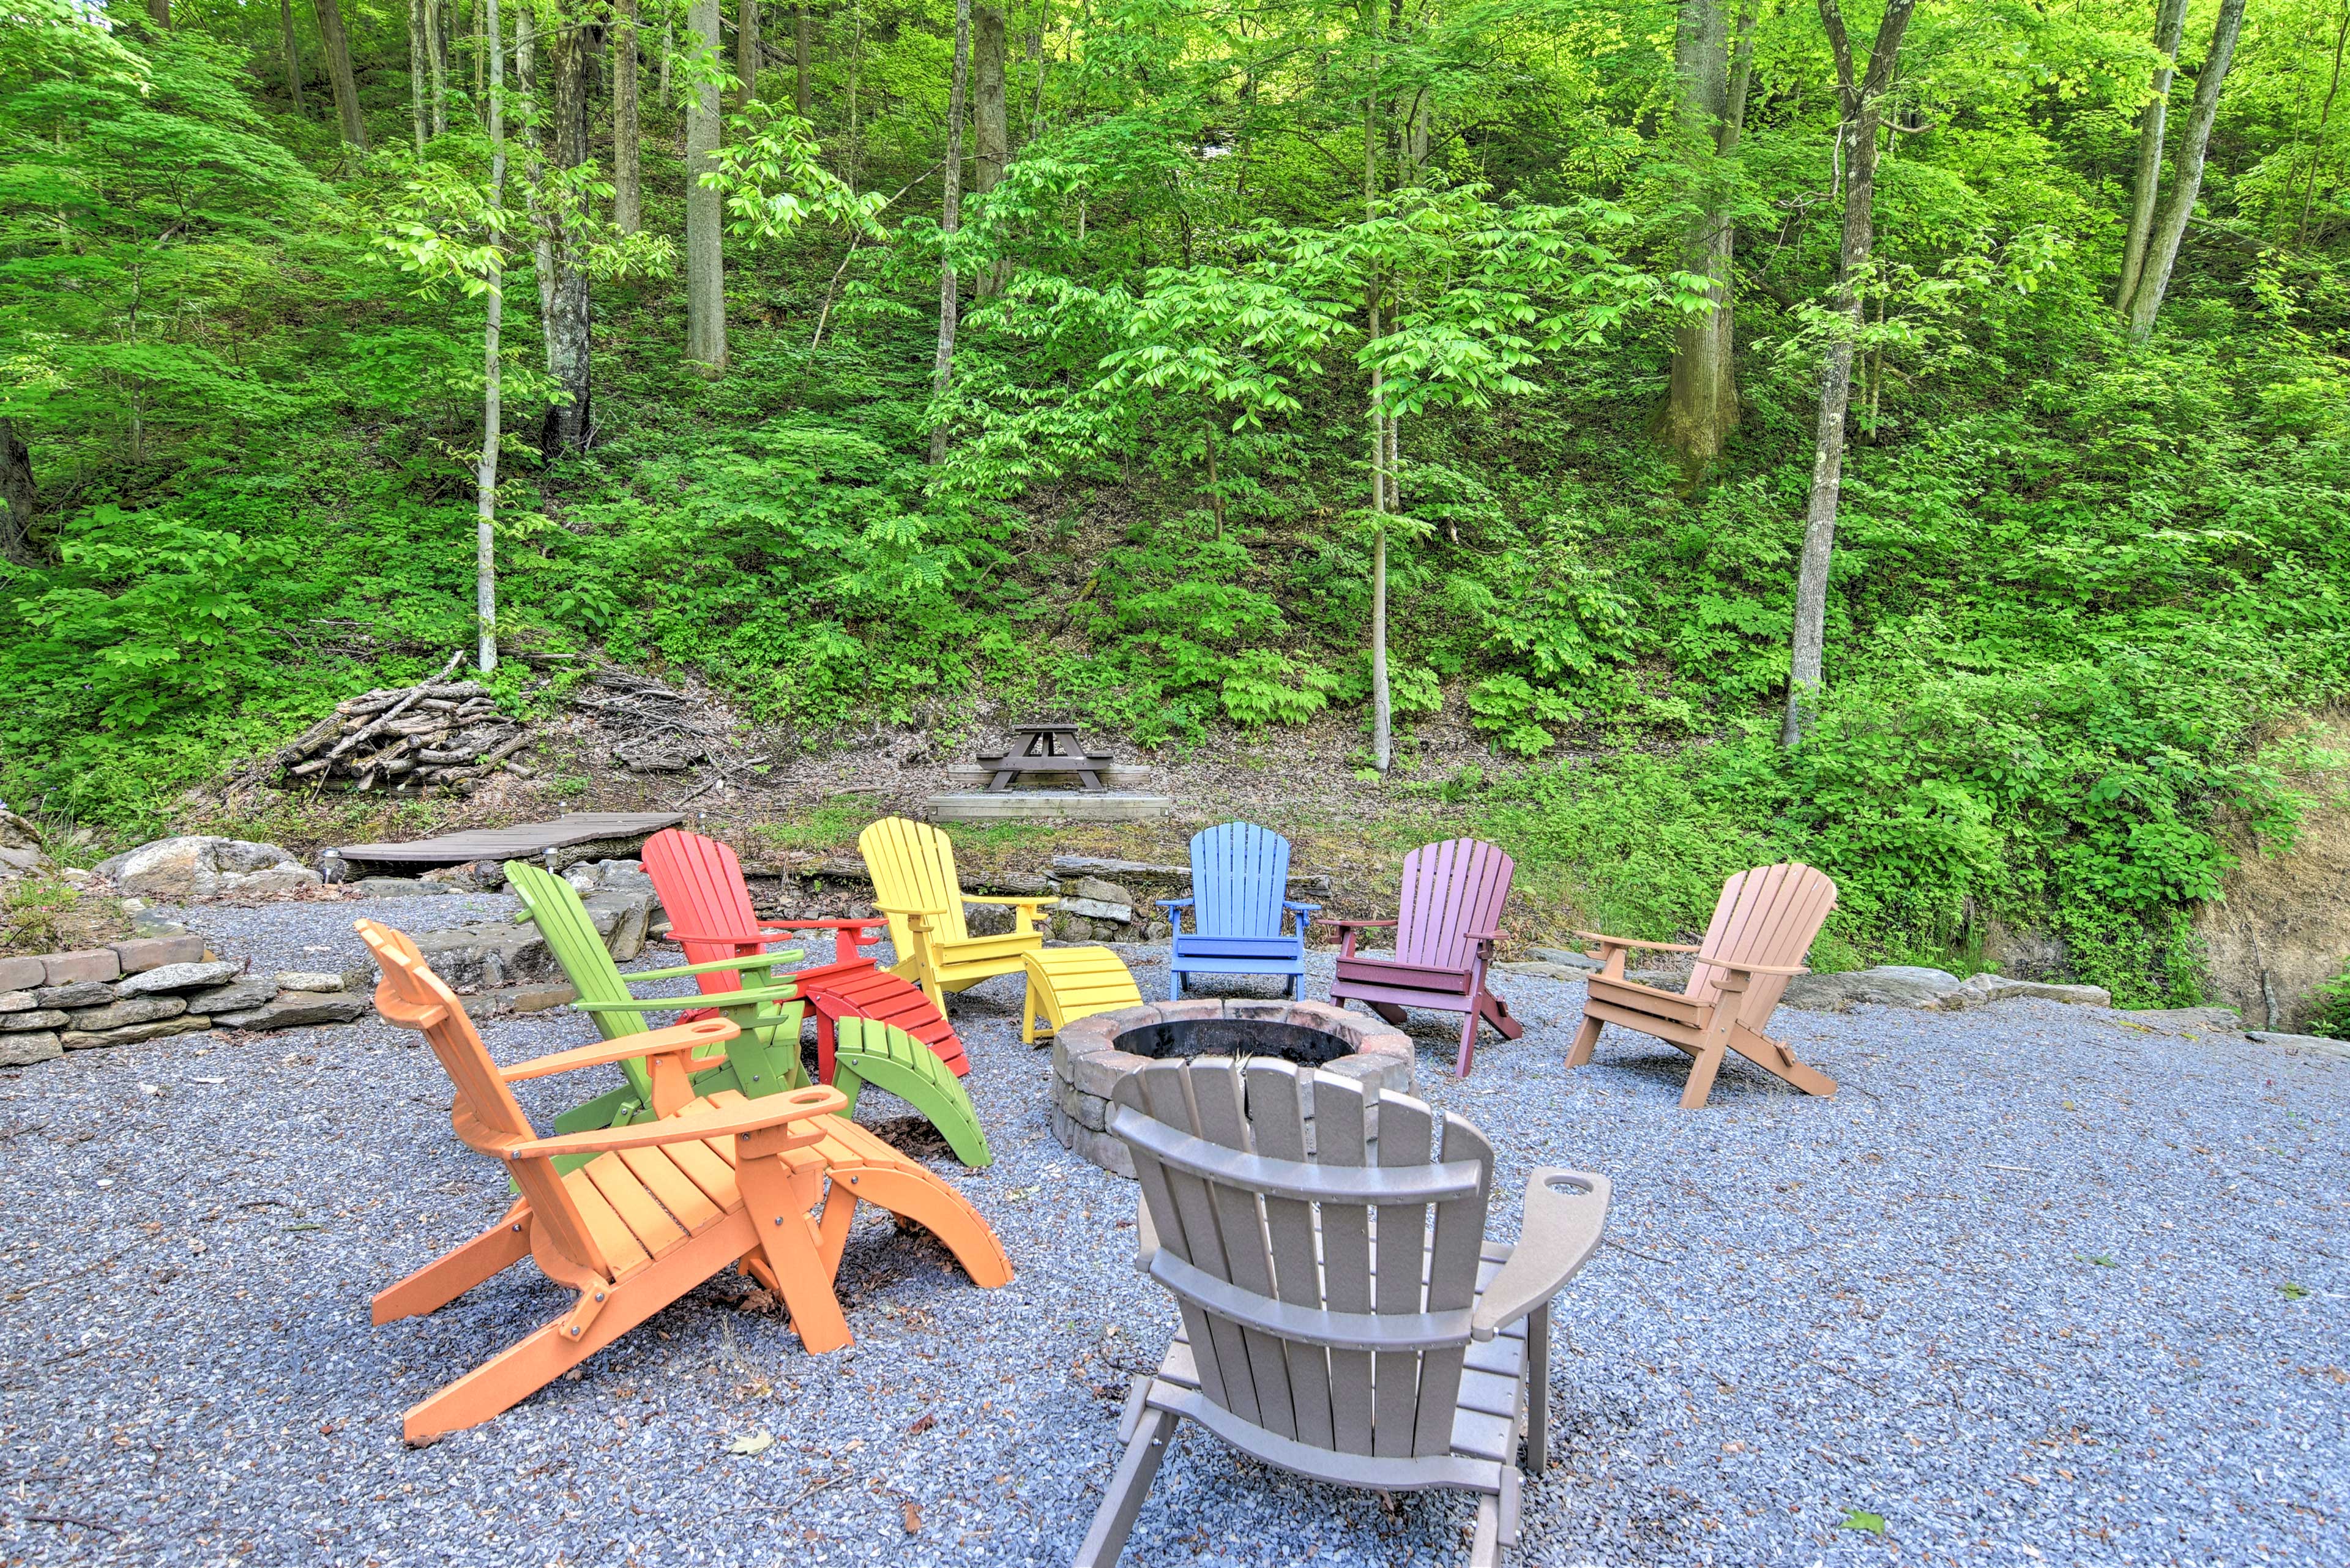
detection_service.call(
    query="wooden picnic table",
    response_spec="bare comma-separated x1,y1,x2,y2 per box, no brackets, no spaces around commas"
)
979,722,1114,793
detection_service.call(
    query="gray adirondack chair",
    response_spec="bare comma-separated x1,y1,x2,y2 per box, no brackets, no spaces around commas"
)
1078,1058,1610,1567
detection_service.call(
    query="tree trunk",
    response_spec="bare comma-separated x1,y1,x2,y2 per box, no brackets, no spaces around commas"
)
411,0,430,151
928,0,972,465
539,15,599,454
147,0,169,27
1365,80,1390,774
315,0,370,151
973,6,1007,296
975,7,1007,191
1783,0,1917,749
428,0,448,136
479,0,507,673
685,0,728,372
1658,0,1737,471
614,0,643,231
2117,0,2190,310
1369,324,1391,775
0,417,35,566
517,6,555,334
796,4,812,116
735,0,759,111
2123,0,2249,343
280,0,307,116
2299,4,2350,246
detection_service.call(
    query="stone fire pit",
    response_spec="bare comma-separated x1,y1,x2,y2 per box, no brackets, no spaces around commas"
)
1050,998,1415,1176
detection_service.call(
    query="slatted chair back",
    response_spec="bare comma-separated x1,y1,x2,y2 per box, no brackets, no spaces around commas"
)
1682,862,1838,1022
1111,1058,1494,1460
1393,838,1515,975
1189,821,1292,939
356,919,612,1278
643,827,768,999
507,859,652,1040
858,815,972,956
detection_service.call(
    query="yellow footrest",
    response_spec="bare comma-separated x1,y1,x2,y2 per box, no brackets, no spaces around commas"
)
1021,946,1144,1045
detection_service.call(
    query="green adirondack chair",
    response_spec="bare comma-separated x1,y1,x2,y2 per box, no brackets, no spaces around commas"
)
505,861,993,1167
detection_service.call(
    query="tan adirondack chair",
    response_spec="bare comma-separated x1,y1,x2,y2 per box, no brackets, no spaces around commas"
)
1080,1058,1610,1568
356,920,1013,1442
1565,862,1839,1109
857,815,1056,1008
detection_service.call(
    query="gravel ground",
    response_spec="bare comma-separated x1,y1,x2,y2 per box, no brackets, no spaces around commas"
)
1,903,2343,1567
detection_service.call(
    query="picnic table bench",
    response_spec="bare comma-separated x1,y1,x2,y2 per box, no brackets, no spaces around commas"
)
979,722,1114,793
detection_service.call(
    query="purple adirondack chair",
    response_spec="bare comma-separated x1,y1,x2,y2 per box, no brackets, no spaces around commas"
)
1329,838,1524,1077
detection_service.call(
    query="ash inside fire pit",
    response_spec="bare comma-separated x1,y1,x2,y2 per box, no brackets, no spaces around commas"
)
1114,1017,1355,1067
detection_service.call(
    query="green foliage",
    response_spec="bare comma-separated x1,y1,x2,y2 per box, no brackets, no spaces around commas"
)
2303,959,2350,1040
2,0,2347,1006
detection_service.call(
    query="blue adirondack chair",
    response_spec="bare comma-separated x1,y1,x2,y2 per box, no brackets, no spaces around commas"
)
1157,821,1320,1000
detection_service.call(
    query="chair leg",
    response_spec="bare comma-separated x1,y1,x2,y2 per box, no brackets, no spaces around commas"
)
1524,1302,1550,1472
1729,1023,1838,1097
1168,968,1182,1002
733,1154,855,1353
372,1204,531,1324
1482,987,1524,1040
1469,1492,1502,1568
1074,1406,1179,1568
1455,1006,1479,1078
400,1318,591,1443
1679,1033,1730,1109
1565,1014,1603,1069
833,1163,1015,1288
1368,1001,1408,1025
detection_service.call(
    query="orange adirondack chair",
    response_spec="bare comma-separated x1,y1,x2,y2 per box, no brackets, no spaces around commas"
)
357,919,1013,1442
643,827,971,1080
1564,862,1840,1109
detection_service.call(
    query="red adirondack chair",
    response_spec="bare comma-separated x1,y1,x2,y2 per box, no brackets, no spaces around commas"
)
1328,838,1524,1078
641,829,970,1082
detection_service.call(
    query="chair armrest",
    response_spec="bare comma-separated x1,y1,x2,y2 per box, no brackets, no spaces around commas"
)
759,919,887,936
571,983,804,1014
502,1085,848,1160
497,1018,739,1082
1471,1170,1611,1340
1570,929,1700,954
1697,957,1808,976
961,895,1060,909
1466,929,1501,944
1154,897,1195,912
1135,1195,1160,1273
1326,917,1398,931
626,950,805,982
1282,901,1322,915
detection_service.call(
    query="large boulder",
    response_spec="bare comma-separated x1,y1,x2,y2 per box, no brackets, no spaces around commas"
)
408,921,560,992
1782,966,1969,1012
0,809,51,881
92,836,322,900
1785,965,2111,1013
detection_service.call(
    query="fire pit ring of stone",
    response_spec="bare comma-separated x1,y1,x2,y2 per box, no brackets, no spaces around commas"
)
1049,998,1415,1177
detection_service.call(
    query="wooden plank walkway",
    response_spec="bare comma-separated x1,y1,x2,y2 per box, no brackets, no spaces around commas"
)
332,812,685,867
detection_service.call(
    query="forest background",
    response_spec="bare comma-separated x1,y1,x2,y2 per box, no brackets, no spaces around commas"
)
2,0,2348,1006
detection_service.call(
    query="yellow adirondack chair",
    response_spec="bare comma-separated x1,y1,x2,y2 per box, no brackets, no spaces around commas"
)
858,816,1056,1009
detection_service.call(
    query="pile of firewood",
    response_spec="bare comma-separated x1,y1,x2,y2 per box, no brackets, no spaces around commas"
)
269,653,536,794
